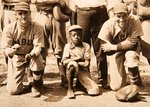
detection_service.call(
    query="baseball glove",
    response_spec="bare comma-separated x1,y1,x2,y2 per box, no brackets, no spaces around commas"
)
115,84,139,102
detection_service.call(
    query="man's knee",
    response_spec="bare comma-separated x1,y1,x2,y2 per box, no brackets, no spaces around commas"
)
124,51,140,67
32,70,44,81
68,65,75,72
67,61,78,72
7,84,23,95
110,79,126,91
87,87,100,95
110,84,122,91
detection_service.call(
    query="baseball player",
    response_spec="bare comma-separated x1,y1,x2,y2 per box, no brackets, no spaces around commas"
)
98,3,142,91
31,0,72,88
0,0,31,86
1,2,45,97
70,0,109,89
62,25,100,99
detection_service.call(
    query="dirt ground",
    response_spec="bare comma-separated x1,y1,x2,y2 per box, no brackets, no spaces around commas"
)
0,31,150,107
0,3,150,105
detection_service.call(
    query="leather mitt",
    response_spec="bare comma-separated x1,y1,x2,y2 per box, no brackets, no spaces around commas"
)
115,84,139,102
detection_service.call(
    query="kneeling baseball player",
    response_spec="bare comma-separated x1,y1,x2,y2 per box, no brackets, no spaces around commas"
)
1,2,45,98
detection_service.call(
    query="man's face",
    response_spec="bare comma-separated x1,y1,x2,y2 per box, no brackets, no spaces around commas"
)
15,10,31,24
114,12,129,29
69,29,82,45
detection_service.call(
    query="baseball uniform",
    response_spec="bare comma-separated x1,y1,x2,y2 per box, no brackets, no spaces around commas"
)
98,5,143,90
31,0,72,87
62,42,99,95
1,19,45,94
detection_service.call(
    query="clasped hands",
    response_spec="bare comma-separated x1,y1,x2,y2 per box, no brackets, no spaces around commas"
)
71,56,89,67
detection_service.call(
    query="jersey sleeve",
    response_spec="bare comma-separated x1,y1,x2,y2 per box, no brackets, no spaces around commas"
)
1,25,13,50
30,24,45,56
98,19,113,43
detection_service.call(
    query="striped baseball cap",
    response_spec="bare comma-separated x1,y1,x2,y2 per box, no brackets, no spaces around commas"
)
113,3,128,14
14,2,30,11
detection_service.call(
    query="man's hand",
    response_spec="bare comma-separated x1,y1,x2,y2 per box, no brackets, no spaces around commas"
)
5,44,20,57
25,54,32,61
71,56,83,61
78,60,89,67
25,53,36,61
5,48,17,57
101,42,117,52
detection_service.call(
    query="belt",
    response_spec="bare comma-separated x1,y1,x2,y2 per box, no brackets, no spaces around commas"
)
37,8,53,15
77,5,105,11
3,5,15,11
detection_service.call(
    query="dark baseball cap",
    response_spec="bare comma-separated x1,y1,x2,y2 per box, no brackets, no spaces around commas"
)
113,3,128,14
14,2,30,11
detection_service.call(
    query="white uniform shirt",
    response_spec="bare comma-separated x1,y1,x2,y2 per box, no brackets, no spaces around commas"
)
76,0,106,8
1,21,45,56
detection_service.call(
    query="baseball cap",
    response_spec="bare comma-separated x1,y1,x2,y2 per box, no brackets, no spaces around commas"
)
113,3,128,14
68,25,83,32
14,2,30,11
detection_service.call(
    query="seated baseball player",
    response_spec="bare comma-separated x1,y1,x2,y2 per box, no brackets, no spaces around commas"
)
1,2,45,98
61,25,100,99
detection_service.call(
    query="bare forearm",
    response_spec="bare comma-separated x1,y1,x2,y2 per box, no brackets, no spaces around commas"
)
117,38,140,51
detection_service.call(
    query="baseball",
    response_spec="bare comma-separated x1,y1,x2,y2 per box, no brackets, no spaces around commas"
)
12,44,20,49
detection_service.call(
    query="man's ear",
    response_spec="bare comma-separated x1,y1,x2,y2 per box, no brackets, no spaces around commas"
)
68,32,71,38
28,11,31,15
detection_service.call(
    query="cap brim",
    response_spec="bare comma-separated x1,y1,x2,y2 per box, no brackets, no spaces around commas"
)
114,11,127,14
15,8,29,11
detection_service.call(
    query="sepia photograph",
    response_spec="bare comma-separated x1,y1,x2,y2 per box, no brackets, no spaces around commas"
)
0,0,150,107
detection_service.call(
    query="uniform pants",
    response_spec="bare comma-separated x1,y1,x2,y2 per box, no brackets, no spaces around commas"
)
33,12,67,58
1,9,16,31
108,51,140,91
33,11,67,80
67,61,99,95
77,71,100,95
76,5,109,83
7,55,44,95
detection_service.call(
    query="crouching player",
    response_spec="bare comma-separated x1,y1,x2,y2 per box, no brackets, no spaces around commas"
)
61,25,100,99
1,2,45,98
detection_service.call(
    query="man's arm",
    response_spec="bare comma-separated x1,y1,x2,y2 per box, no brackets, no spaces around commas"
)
29,24,45,57
78,43,90,67
61,44,84,66
101,36,141,52
101,16,143,52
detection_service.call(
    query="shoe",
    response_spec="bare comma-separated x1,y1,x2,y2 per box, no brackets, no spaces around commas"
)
67,90,75,99
102,84,110,90
18,85,31,95
31,86,41,98
99,80,110,89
